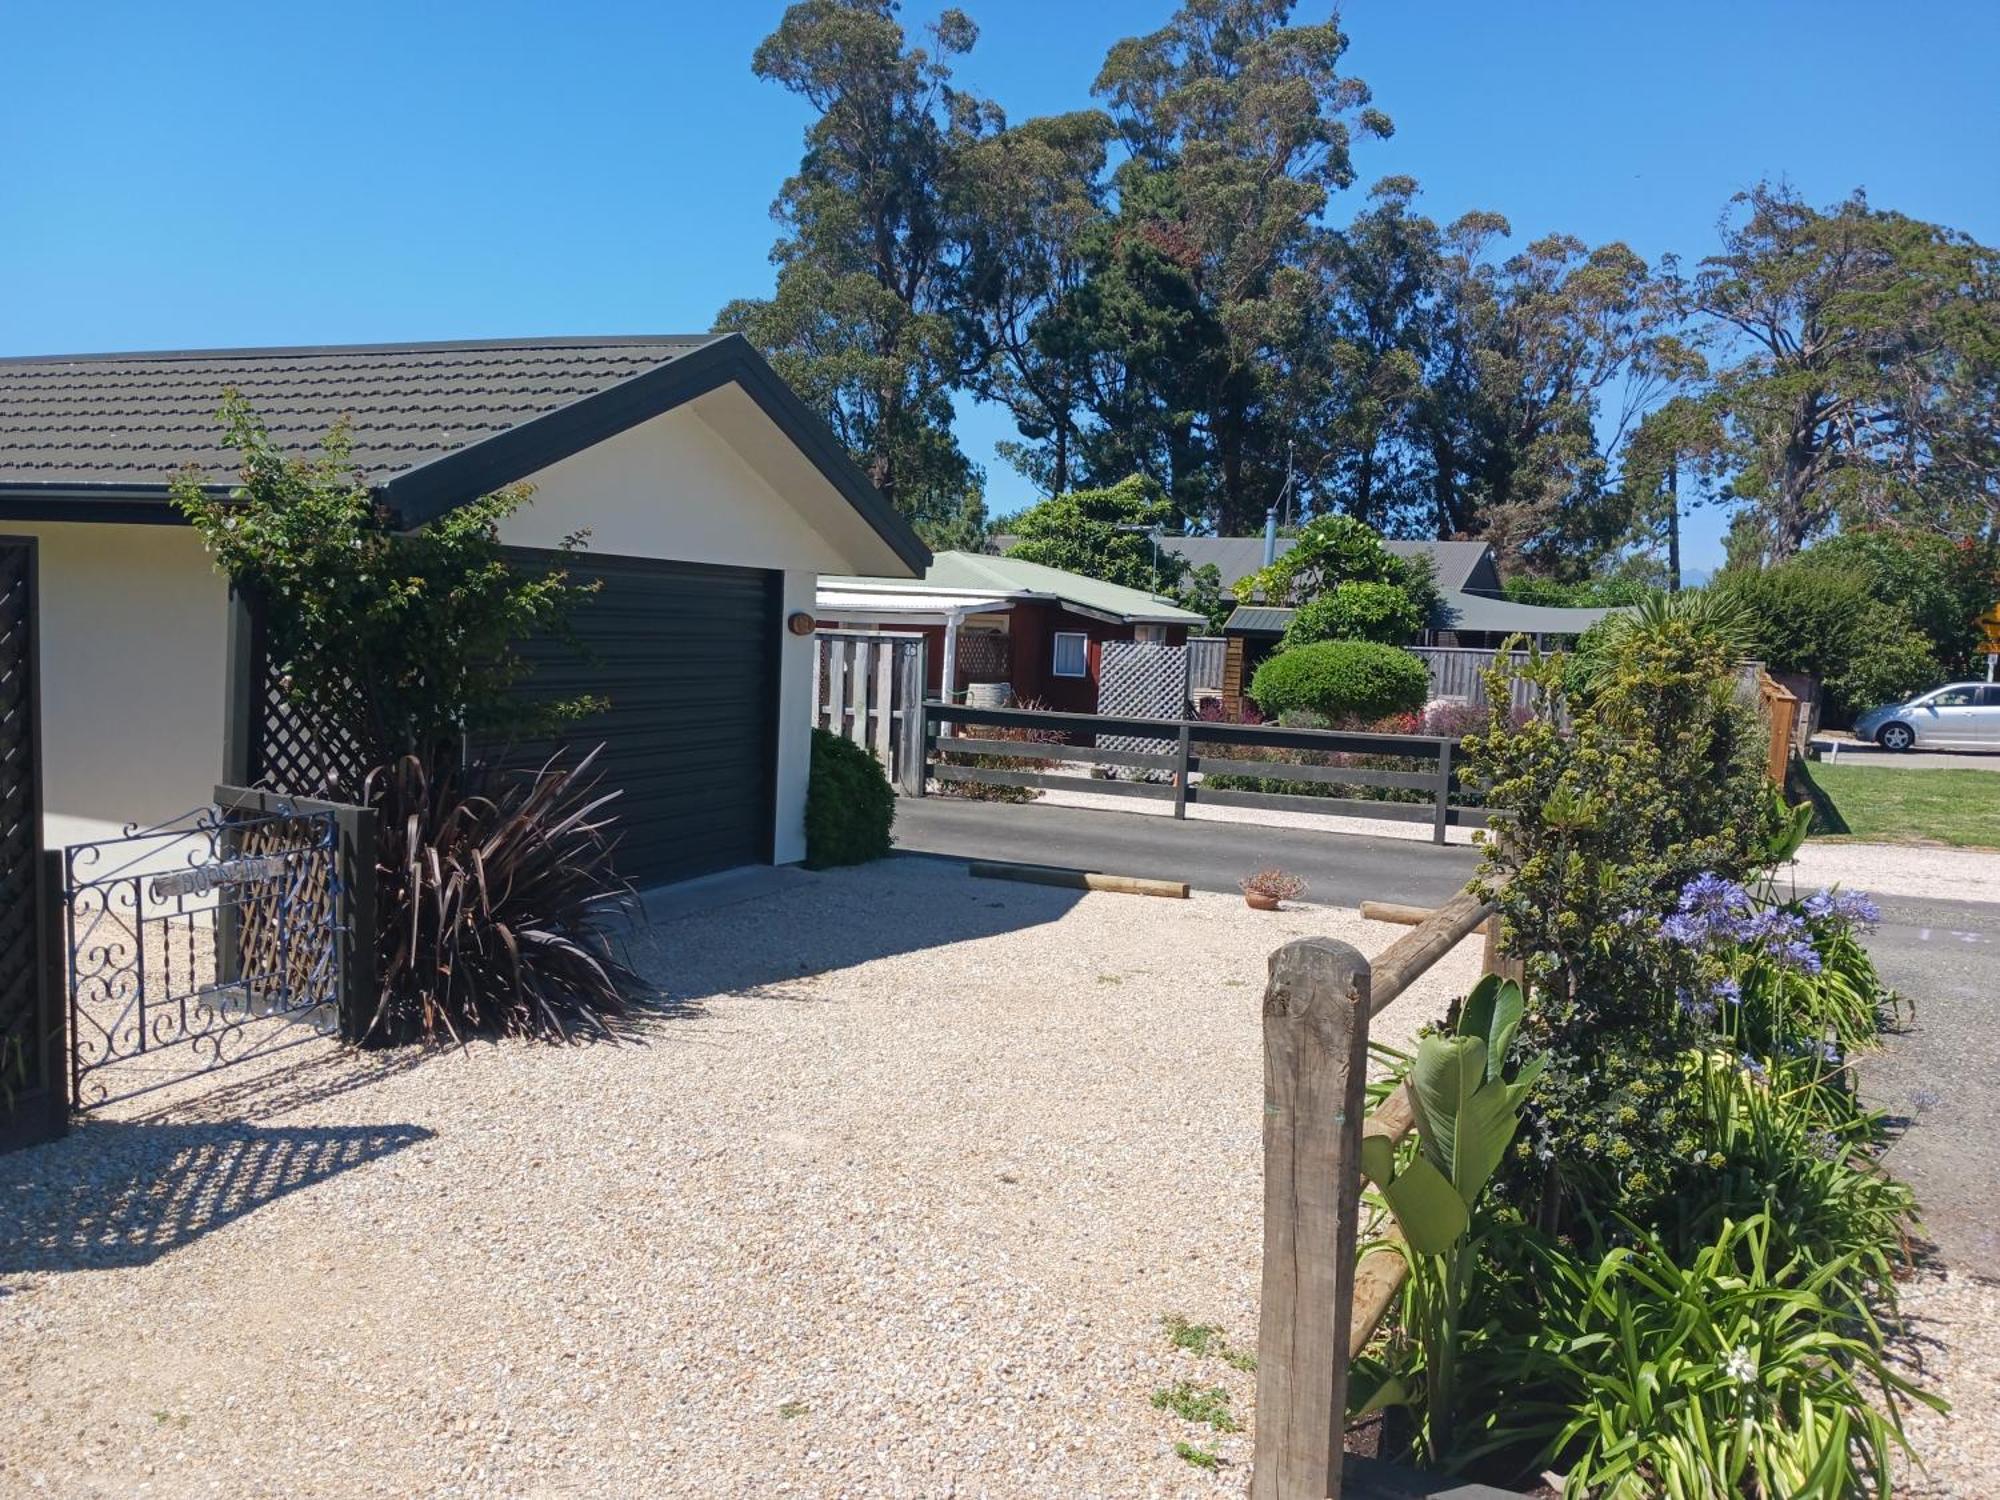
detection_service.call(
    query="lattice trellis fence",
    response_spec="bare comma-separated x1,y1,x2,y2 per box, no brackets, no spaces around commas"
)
1096,641,1187,779
236,598,369,800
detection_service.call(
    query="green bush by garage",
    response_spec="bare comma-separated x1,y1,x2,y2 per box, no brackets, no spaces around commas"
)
805,728,896,868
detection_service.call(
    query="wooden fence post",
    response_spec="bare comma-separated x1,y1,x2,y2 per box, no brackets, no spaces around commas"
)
1431,739,1452,845
1173,724,1192,820
899,642,928,795
1253,936,1372,1500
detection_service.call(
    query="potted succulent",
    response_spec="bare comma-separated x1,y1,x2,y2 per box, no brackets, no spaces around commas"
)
1240,867,1307,911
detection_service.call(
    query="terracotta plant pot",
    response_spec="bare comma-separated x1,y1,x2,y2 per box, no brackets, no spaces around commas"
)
1245,889,1281,911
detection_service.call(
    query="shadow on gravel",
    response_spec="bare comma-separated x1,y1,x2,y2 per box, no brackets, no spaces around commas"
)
0,1118,432,1276
638,854,1086,1008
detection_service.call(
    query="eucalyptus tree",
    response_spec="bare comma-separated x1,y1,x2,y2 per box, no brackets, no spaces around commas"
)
1689,182,2000,561
717,0,996,543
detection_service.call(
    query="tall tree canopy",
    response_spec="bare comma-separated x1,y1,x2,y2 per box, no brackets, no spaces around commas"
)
717,0,994,546
723,8,1998,585
1692,183,2000,563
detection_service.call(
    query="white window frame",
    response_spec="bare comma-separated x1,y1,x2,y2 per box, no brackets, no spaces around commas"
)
1133,623,1168,644
1052,631,1090,678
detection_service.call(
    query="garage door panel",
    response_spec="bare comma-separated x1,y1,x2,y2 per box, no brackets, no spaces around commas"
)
492,551,780,887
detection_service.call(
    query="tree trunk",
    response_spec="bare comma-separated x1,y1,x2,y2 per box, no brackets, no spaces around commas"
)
1665,463,1681,592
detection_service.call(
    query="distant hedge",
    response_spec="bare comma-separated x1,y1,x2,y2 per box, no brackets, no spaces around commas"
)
805,728,895,868
1249,640,1431,723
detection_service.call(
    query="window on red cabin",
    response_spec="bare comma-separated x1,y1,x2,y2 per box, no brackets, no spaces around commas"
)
1134,623,1168,644
1052,632,1089,678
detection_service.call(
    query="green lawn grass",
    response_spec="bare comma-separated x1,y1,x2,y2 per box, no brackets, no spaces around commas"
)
1799,760,2000,849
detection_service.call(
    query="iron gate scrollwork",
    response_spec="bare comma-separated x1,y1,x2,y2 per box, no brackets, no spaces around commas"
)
65,802,342,1109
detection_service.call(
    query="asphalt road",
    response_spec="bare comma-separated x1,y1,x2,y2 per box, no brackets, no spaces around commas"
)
893,796,2000,1274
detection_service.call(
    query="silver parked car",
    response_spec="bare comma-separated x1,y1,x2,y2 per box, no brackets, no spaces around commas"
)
1852,683,2000,751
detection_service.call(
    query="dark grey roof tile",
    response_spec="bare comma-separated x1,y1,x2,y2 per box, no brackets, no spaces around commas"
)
0,336,722,488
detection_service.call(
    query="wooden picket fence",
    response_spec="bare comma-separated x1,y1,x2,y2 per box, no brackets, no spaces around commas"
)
811,630,928,793
1251,884,1519,1499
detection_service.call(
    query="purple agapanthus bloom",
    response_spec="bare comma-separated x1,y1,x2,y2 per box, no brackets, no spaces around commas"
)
1738,908,1824,974
1663,874,1760,946
1740,1054,1769,1083
1803,888,1881,929
1713,977,1742,1006
1678,988,1719,1024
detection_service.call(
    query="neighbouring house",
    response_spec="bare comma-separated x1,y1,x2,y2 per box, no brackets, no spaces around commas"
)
0,335,928,884
1158,534,1617,702
816,551,1205,713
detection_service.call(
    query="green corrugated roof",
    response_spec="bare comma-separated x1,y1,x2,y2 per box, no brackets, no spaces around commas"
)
822,550,1206,625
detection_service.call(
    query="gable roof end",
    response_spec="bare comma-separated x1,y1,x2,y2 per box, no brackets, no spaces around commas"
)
0,333,929,574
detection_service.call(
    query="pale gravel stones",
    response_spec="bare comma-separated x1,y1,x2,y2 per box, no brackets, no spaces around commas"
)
1,861,1472,1498
1892,1268,2000,1499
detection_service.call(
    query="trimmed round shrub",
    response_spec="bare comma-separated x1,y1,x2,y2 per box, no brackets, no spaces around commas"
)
1248,641,1430,722
1281,580,1424,648
805,727,895,868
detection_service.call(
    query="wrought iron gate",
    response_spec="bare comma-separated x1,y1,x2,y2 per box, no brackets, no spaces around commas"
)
65,803,342,1109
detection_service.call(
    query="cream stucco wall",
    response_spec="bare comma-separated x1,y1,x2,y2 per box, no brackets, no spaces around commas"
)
501,388,916,871
7,522,230,850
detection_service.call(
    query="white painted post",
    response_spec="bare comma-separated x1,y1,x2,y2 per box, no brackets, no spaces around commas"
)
845,639,869,750
941,608,963,709
810,636,824,732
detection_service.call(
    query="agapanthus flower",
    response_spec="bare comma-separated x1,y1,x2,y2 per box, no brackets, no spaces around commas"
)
1803,888,1881,929
1713,977,1742,1006
1723,1345,1758,1386
1678,988,1719,1024
1662,874,1760,946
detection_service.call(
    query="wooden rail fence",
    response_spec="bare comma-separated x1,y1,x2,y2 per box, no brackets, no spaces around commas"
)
1251,885,1514,1499
921,702,1488,845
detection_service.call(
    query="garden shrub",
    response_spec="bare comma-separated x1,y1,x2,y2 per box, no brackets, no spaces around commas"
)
1800,525,2000,678
1465,618,1777,1226
1824,599,1940,718
1280,580,1424,648
366,750,644,1043
1715,562,1873,684
176,398,636,1045
1249,640,1429,722
1358,607,1940,1492
805,728,895,867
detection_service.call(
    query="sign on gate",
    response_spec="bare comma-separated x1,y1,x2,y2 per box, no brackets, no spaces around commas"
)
64,803,342,1109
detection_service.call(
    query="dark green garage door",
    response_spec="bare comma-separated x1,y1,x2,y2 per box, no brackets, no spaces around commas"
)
502,551,781,887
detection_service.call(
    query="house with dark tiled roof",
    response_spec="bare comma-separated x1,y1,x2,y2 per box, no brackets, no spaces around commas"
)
0,334,927,881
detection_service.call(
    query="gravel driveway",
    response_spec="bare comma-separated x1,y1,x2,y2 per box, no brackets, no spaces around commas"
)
1,859,1480,1499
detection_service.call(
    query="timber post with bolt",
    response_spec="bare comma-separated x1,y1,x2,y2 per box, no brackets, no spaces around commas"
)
1251,935,1371,1500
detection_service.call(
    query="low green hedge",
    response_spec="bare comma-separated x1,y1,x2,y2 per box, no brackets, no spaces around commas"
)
805,728,895,868
1248,640,1430,722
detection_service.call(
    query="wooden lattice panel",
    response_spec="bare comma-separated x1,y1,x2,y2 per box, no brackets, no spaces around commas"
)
251,633,367,799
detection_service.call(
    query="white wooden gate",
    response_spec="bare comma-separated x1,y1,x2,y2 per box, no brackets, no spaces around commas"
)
811,630,928,793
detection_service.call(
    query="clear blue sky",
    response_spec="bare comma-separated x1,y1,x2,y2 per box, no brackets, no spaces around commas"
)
5,1,1996,574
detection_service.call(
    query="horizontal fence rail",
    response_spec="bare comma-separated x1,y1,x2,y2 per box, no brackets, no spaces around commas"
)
920,702,1488,844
